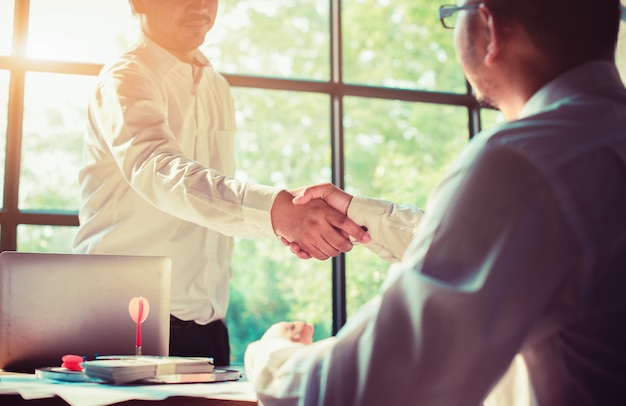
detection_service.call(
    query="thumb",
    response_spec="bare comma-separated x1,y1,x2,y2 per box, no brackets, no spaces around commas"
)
292,187,320,205
292,192,312,205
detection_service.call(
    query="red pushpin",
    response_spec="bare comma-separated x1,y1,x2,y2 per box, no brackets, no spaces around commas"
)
61,354,84,371
128,297,150,356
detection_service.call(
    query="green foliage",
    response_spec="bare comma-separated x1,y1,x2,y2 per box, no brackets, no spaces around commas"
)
205,0,330,80
341,0,466,92
342,99,468,313
17,225,76,253
19,72,94,211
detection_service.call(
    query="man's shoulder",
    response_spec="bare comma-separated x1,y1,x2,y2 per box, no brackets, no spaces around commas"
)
97,45,163,81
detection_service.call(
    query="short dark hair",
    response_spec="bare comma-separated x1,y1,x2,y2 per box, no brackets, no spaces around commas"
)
484,0,621,63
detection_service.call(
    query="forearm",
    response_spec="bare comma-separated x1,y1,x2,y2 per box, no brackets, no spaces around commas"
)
92,69,281,239
348,196,423,262
129,150,280,237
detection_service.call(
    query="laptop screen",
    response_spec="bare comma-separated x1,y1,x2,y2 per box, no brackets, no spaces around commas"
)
0,252,171,372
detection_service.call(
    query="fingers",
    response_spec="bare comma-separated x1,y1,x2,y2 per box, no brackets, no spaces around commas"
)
280,224,364,260
288,321,314,344
290,243,312,259
281,236,313,259
292,183,352,215
330,216,371,244
291,184,326,205
283,234,335,261
272,190,364,260
262,321,315,345
292,249,312,260
282,184,369,260
282,237,313,259
292,237,334,260
291,229,344,260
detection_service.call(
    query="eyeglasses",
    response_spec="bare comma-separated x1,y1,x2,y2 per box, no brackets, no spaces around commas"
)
439,4,481,29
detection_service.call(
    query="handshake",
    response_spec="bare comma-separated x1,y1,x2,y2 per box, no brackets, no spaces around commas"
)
270,182,371,261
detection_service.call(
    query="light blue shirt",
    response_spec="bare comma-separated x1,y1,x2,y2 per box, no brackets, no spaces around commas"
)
245,61,626,405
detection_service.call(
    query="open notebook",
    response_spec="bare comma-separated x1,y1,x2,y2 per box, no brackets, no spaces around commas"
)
0,251,172,372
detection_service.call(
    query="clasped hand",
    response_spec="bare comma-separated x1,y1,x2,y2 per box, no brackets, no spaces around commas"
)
272,183,368,260
262,321,314,345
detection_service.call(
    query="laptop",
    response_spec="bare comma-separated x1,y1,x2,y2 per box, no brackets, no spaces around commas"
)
0,251,172,373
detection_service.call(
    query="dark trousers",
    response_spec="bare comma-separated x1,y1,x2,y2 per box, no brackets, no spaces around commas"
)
169,316,230,366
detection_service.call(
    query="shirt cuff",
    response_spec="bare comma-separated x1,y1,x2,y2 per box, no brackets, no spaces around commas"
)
241,183,283,238
347,195,393,226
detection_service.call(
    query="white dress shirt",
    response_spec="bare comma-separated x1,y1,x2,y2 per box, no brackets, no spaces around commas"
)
244,61,626,405
73,35,279,324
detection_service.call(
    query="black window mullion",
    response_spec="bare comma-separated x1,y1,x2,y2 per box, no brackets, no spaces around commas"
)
1,0,30,252
466,80,482,139
329,0,347,335
1,69,25,252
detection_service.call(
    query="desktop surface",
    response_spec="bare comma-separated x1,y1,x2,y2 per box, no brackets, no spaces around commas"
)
0,367,257,406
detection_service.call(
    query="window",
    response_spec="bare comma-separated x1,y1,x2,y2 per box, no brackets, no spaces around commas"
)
0,1,14,57
20,72,93,212
25,0,135,63
341,2,467,92
1,0,485,364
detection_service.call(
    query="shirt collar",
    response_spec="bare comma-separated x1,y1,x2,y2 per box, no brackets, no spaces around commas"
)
518,60,625,119
137,32,213,79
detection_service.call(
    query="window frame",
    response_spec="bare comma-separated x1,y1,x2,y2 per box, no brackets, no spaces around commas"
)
0,0,482,334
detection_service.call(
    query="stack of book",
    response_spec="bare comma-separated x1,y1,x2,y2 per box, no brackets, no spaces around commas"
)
81,356,215,385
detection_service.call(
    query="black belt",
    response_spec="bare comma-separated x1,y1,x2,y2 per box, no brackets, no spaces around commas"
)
170,315,225,329
170,315,197,329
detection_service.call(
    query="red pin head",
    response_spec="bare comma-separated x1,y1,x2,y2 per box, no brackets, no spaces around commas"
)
128,296,150,324
61,354,84,371
129,297,150,355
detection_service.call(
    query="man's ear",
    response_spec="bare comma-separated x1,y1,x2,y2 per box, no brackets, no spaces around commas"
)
129,0,146,15
479,4,499,66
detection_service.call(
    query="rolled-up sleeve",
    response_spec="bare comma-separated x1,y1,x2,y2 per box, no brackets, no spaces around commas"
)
348,196,423,262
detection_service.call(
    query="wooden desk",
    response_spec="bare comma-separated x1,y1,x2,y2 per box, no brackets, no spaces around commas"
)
0,371,258,406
